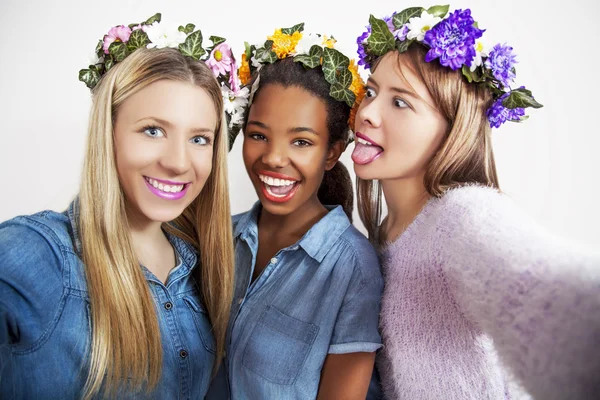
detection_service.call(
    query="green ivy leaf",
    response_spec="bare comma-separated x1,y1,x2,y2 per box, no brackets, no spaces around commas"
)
281,23,304,35
95,40,104,57
367,15,396,56
79,68,101,89
127,29,150,52
144,13,161,25
109,41,129,62
329,82,356,107
502,88,543,109
104,56,115,72
255,46,277,64
337,68,353,88
228,123,242,151
322,47,349,86
178,23,195,35
461,65,485,83
426,5,450,18
263,40,274,50
209,35,226,46
244,41,253,58
392,7,424,28
179,30,205,60
294,44,323,68
396,39,414,53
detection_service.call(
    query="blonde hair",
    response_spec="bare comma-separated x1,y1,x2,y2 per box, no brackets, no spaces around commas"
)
78,48,234,398
357,45,499,240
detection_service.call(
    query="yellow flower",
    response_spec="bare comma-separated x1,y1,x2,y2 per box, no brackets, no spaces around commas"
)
322,35,336,49
348,59,366,130
268,29,303,58
238,53,252,86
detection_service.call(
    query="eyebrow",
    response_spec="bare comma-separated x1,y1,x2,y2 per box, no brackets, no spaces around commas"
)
247,120,320,136
368,76,419,99
135,117,214,134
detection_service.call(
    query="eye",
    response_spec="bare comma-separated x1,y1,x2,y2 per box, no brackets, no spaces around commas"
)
394,98,409,108
365,87,377,98
249,133,267,141
143,126,164,138
191,135,211,146
293,139,312,147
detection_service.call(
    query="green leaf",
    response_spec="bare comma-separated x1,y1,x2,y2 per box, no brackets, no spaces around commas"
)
108,41,129,62
294,44,323,68
322,47,349,86
178,23,196,35
244,41,253,58
95,40,103,56
228,123,242,151
329,82,356,107
367,15,396,56
392,7,424,28
79,68,101,89
178,30,205,60
337,68,353,88
209,35,226,46
104,56,115,72
461,65,485,83
144,13,161,25
502,88,543,109
127,29,150,52
255,42,277,64
263,40,274,50
281,23,304,35
426,5,450,18
396,39,414,53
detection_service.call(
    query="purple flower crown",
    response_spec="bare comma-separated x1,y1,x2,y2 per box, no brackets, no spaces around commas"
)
357,5,542,128
78,13,248,150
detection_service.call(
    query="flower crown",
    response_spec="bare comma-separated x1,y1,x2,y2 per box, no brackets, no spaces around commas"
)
236,23,365,143
357,5,543,128
78,13,249,149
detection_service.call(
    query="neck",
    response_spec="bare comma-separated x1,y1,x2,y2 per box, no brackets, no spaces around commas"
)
380,173,430,239
126,208,167,255
258,195,328,240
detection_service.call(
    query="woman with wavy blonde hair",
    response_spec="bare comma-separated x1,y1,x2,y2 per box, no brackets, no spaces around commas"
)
0,15,237,399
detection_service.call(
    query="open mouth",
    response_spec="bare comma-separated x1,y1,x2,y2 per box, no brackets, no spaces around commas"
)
258,173,300,203
352,133,384,165
144,176,189,200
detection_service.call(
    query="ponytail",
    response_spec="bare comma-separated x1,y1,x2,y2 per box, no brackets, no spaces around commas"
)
318,161,354,222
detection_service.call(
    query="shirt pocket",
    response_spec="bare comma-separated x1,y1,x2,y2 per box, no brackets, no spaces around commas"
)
183,296,216,354
241,305,319,385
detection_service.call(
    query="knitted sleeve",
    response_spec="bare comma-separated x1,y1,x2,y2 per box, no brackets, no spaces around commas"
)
437,186,600,400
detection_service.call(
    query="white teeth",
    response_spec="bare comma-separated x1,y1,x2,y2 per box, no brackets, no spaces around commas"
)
357,137,373,146
158,183,164,190
258,174,297,187
146,178,185,193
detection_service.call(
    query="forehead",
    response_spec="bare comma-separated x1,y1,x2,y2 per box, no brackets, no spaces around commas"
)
248,84,328,130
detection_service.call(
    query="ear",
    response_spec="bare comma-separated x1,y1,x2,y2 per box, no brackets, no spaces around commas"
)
325,140,344,171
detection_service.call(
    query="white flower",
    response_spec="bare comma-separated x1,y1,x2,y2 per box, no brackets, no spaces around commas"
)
294,33,326,55
222,86,250,128
406,11,442,41
471,37,490,71
145,22,187,49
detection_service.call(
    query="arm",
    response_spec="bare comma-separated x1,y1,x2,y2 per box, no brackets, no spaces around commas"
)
317,352,375,400
439,187,600,399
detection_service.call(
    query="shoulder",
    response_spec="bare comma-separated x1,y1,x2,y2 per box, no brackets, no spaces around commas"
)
335,224,383,288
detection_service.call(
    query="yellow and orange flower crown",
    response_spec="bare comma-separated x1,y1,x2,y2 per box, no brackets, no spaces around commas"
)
238,23,365,130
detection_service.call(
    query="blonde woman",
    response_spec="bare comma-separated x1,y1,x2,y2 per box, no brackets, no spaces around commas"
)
353,5,600,400
0,15,238,399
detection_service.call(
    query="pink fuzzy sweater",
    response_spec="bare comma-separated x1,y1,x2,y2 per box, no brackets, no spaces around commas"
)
377,186,600,400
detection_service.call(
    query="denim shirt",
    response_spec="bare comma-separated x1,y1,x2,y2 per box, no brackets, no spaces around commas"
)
0,201,215,399
206,202,383,399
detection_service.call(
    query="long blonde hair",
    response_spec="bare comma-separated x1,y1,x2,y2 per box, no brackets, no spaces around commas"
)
78,48,234,398
357,45,499,240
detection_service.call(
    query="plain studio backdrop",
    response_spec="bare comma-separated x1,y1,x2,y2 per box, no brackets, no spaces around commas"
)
0,0,598,250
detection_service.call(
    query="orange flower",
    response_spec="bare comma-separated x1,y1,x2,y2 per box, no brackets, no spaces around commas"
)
268,29,302,58
238,53,252,86
348,59,366,130
322,35,336,49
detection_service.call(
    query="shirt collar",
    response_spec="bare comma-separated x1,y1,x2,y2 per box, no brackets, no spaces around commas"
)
234,201,351,263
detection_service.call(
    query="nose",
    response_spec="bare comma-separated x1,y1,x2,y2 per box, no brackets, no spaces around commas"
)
356,96,382,130
160,137,191,176
261,141,289,169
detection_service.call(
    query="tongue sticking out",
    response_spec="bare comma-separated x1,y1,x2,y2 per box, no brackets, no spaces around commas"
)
351,142,384,165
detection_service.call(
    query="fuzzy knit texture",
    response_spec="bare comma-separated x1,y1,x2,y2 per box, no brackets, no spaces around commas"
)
377,185,600,400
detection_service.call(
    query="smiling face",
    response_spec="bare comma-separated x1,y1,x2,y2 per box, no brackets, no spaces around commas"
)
114,79,217,226
352,52,448,182
243,84,339,217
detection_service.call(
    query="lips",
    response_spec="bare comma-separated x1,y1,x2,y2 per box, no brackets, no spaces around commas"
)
257,171,300,203
144,176,190,200
351,132,384,165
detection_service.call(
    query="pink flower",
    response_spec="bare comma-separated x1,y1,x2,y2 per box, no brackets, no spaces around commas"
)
206,43,233,77
229,58,240,94
103,25,132,54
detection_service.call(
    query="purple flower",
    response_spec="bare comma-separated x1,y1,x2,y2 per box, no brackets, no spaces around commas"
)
103,25,132,54
485,43,517,88
356,26,371,67
486,93,525,128
383,13,396,32
423,9,484,70
394,24,409,41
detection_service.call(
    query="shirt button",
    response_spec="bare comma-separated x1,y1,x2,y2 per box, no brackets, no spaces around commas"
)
164,302,173,310
179,349,188,359
270,257,278,264
238,298,243,305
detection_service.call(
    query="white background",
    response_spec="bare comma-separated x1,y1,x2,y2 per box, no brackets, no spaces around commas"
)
0,0,598,249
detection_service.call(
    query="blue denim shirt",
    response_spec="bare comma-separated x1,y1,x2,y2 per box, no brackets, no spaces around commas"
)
0,201,215,399
206,202,383,399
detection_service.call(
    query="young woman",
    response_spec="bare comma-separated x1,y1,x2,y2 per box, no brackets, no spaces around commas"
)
207,25,383,399
353,5,600,400
0,15,237,399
